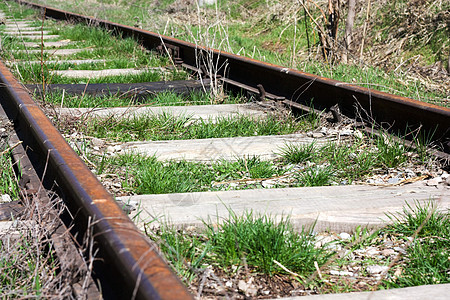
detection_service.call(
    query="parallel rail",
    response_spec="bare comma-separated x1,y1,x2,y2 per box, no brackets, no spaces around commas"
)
16,0,450,153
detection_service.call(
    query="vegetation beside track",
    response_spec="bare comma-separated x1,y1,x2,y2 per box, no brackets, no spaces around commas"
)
0,148,20,201
0,232,65,297
25,0,450,106
0,2,448,298
0,128,75,298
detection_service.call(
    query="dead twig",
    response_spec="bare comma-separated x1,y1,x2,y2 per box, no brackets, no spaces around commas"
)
0,141,23,155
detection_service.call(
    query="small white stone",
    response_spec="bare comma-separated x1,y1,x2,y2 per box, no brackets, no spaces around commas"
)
426,177,443,186
330,270,354,276
1,194,12,202
353,130,363,139
365,247,379,256
339,232,351,240
106,146,115,153
366,265,389,275
238,280,248,293
388,177,401,184
326,243,342,251
340,129,353,136
315,235,338,247
198,0,217,6
327,129,338,135
329,270,340,275
261,180,276,188
91,137,105,147
381,249,396,256
312,132,325,138
384,241,394,247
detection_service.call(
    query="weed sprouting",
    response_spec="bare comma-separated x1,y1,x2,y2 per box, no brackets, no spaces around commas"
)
147,224,209,282
375,134,408,169
204,211,329,275
235,156,278,179
0,149,20,201
382,201,449,288
279,142,316,164
295,165,334,187
411,130,436,164
383,201,448,238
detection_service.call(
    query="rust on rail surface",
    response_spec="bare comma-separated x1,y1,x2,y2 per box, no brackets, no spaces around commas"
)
15,0,450,151
0,62,192,299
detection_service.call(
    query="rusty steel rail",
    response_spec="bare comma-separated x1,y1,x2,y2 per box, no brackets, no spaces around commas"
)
0,64,192,299
15,0,450,153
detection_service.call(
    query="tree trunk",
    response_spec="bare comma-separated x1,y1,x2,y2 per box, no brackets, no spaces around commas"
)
342,0,356,63
321,0,340,62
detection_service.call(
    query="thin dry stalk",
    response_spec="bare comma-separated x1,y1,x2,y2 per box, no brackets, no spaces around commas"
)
359,0,371,61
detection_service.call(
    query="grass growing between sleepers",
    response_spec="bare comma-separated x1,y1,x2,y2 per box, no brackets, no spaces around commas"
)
85,129,434,195
83,113,307,142
0,1,36,20
97,154,283,194
148,201,449,293
40,90,245,108
279,131,430,185
8,58,168,84
148,210,330,282
0,15,173,84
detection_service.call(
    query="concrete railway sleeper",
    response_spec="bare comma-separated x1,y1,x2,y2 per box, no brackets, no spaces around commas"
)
0,1,448,299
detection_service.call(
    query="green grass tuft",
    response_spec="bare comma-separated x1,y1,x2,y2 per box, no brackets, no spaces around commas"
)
204,210,329,275
148,209,331,282
295,165,334,187
0,148,20,201
84,113,304,142
383,201,449,287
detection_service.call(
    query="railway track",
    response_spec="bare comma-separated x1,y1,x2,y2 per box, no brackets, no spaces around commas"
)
0,0,449,299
